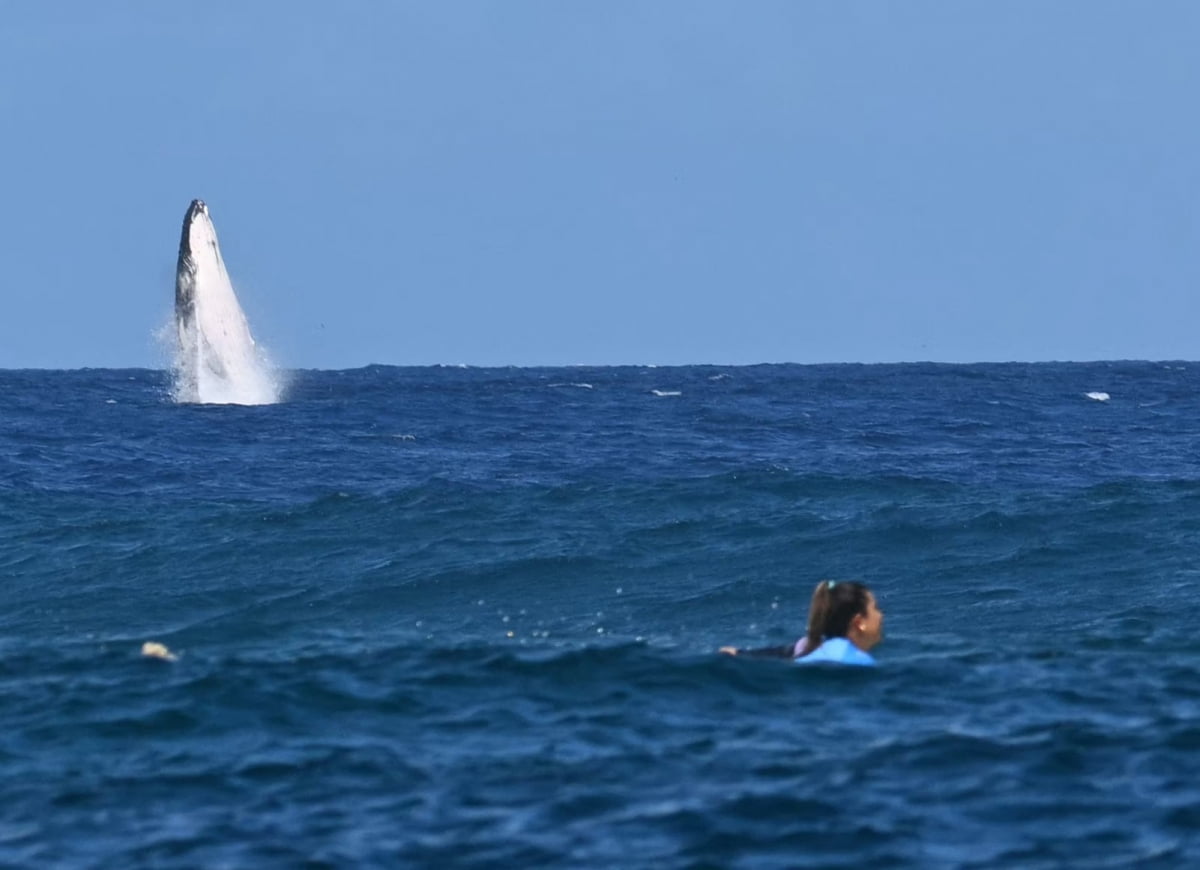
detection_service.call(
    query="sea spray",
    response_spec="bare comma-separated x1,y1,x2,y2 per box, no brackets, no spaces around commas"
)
172,200,281,405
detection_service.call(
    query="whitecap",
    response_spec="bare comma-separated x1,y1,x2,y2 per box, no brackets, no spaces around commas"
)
1085,392,1110,402
651,390,682,397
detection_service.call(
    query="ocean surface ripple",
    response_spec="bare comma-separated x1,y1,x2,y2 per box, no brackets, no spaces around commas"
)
2,363,1199,868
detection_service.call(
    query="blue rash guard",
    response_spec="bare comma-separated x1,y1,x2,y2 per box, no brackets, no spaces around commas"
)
794,637,876,667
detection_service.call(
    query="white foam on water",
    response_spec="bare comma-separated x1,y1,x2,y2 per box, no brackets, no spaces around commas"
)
173,205,281,405
1085,391,1111,402
651,389,682,397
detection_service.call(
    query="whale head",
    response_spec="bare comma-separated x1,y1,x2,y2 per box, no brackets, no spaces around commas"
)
175,200,217,314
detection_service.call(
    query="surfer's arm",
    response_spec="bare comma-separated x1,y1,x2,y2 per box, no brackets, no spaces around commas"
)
718,643,798,658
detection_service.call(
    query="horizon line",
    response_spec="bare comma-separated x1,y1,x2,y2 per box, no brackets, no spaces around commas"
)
0,358,1194,374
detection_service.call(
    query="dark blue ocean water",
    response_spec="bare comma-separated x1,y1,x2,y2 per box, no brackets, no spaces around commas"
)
2,363,1199,868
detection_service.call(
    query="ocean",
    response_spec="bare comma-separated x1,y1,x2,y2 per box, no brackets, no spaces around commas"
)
2,362,1198,868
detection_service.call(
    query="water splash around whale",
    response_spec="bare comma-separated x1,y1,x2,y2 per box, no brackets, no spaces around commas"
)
172,200,281,405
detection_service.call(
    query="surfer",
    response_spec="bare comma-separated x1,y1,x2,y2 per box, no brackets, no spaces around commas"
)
719,580,883,666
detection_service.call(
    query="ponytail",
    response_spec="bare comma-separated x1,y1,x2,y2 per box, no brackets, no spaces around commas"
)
797,580,871,658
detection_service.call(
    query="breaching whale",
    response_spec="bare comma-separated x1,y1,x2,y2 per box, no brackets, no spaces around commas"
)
173,200,279,404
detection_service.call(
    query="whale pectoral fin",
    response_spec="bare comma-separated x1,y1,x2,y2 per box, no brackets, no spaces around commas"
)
200,335,229,379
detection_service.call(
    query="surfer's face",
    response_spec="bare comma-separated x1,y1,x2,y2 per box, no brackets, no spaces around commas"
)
852,592,884,650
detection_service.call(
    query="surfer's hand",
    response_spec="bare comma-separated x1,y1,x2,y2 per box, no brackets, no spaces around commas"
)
718,646,739,656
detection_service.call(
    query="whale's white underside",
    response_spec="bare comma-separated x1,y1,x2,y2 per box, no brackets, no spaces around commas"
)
174,202,278,405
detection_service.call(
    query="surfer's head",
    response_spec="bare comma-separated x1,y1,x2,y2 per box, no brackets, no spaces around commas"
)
799,580,883,655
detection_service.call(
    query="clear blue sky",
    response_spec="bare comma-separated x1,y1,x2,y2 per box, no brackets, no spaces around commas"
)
2,2,1198,369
